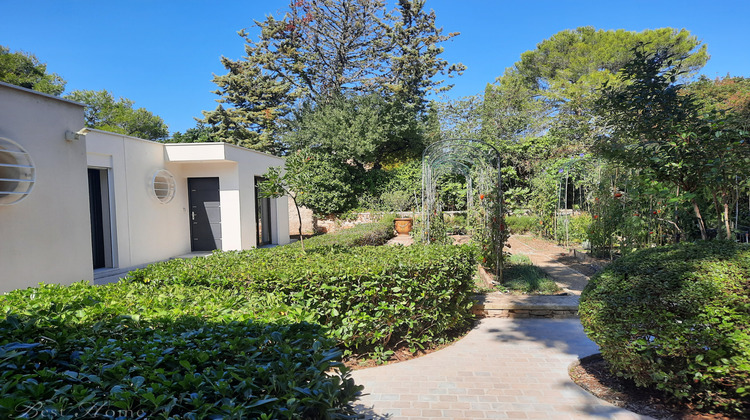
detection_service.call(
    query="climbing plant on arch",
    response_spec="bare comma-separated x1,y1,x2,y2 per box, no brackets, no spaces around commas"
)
421,139,507,277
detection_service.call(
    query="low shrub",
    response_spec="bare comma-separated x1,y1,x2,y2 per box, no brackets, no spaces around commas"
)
445,214,467,235
505,215,538,234
579,241,750,415
501,254,561,295
0,282,360,419
302,214,396,248
556,213,591,244
128,244,477,359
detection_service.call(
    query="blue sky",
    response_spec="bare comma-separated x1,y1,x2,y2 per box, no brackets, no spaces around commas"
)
2,1,748,134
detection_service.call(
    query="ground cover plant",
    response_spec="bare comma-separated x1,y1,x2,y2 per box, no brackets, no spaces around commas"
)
0,220,478,418
0,282,360,419
499,254,561,295
504,215,538,235
579,241,750,415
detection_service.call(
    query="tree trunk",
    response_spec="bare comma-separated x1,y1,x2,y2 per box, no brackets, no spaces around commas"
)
291,195,305,252
723,198,732,240
691,198,708,240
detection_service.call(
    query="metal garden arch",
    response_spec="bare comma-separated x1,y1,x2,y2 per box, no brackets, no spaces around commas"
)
421,139,505,277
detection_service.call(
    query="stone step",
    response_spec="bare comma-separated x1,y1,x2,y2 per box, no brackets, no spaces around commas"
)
472,292,579,318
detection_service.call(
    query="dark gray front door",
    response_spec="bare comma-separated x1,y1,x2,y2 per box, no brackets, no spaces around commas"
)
188,177,222,251
88,169,106,268
255,177,272,246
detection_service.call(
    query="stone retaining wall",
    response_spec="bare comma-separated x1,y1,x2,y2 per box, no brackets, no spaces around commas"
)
471,293,580,319
471,306,579,318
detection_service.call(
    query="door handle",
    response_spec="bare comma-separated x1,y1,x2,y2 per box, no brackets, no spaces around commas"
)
191,211,196,221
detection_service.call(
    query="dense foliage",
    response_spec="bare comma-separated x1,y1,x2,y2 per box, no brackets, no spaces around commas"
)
480,27,708,211
65,89,170,140
1,220,476,417
0,282,360,419
504,215,538,235
128,243,476,359
0,45,66,95
300,214,396,248
596,46,750,241
579,242,750,415
201,0,463,153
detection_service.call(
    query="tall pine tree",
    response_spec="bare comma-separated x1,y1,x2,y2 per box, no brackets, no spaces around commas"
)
202,0,464,154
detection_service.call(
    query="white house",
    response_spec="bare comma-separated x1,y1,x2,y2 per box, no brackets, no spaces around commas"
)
0,82,289,293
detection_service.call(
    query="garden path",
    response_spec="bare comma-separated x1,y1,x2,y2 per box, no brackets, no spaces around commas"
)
387,234,591,294
352,317,650,420
352,235,642,419
505,235,591,295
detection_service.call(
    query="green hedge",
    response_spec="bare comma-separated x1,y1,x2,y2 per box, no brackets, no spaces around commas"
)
128,244,477,358
579,242,750,415
0,220,477,417
505,215,538,234
301,214,396,248
0,282,360,419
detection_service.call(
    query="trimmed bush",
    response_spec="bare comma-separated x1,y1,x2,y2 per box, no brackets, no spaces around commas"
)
0,282,360,419
128,244,477,358
505,215,538,234
302,214,396,248
579,242,750,415
556,213,591,243
0,220,476,417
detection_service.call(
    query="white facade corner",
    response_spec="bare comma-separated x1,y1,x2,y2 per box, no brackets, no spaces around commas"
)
0,85,290,293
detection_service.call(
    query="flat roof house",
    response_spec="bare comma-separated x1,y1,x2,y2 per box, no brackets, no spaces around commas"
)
0,82,289,293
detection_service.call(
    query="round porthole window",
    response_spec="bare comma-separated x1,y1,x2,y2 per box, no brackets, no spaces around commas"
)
150,169,176,204
0,137,35,206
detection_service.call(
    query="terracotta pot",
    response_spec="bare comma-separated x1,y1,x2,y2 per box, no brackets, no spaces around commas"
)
394,218,413,235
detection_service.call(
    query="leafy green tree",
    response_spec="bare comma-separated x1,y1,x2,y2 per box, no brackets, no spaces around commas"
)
284,93,423,167
166,122,215,143
596,46,749,240
0,46,66,95
261,150,355,242
201,59,291,153
687,75,750,131
288,151,357,216
480,27,709,213
482,70,551,144
65,89,169,140
433,94,484,140
511,27,708,150
381,0,466,111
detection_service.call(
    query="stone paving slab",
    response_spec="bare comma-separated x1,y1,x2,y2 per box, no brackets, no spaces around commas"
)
352,318,651,420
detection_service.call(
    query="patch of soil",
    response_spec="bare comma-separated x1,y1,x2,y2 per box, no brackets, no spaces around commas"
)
554,253,603,277
570,354,740,420
515,235,613,278
343,323,474,371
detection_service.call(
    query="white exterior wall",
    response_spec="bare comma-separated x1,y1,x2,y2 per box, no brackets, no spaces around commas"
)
88,134,290,264
227,145,290,248
170,160,242,250
166,143,290,249
0,83,289,293
0,83,90,293
85,131,191,267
